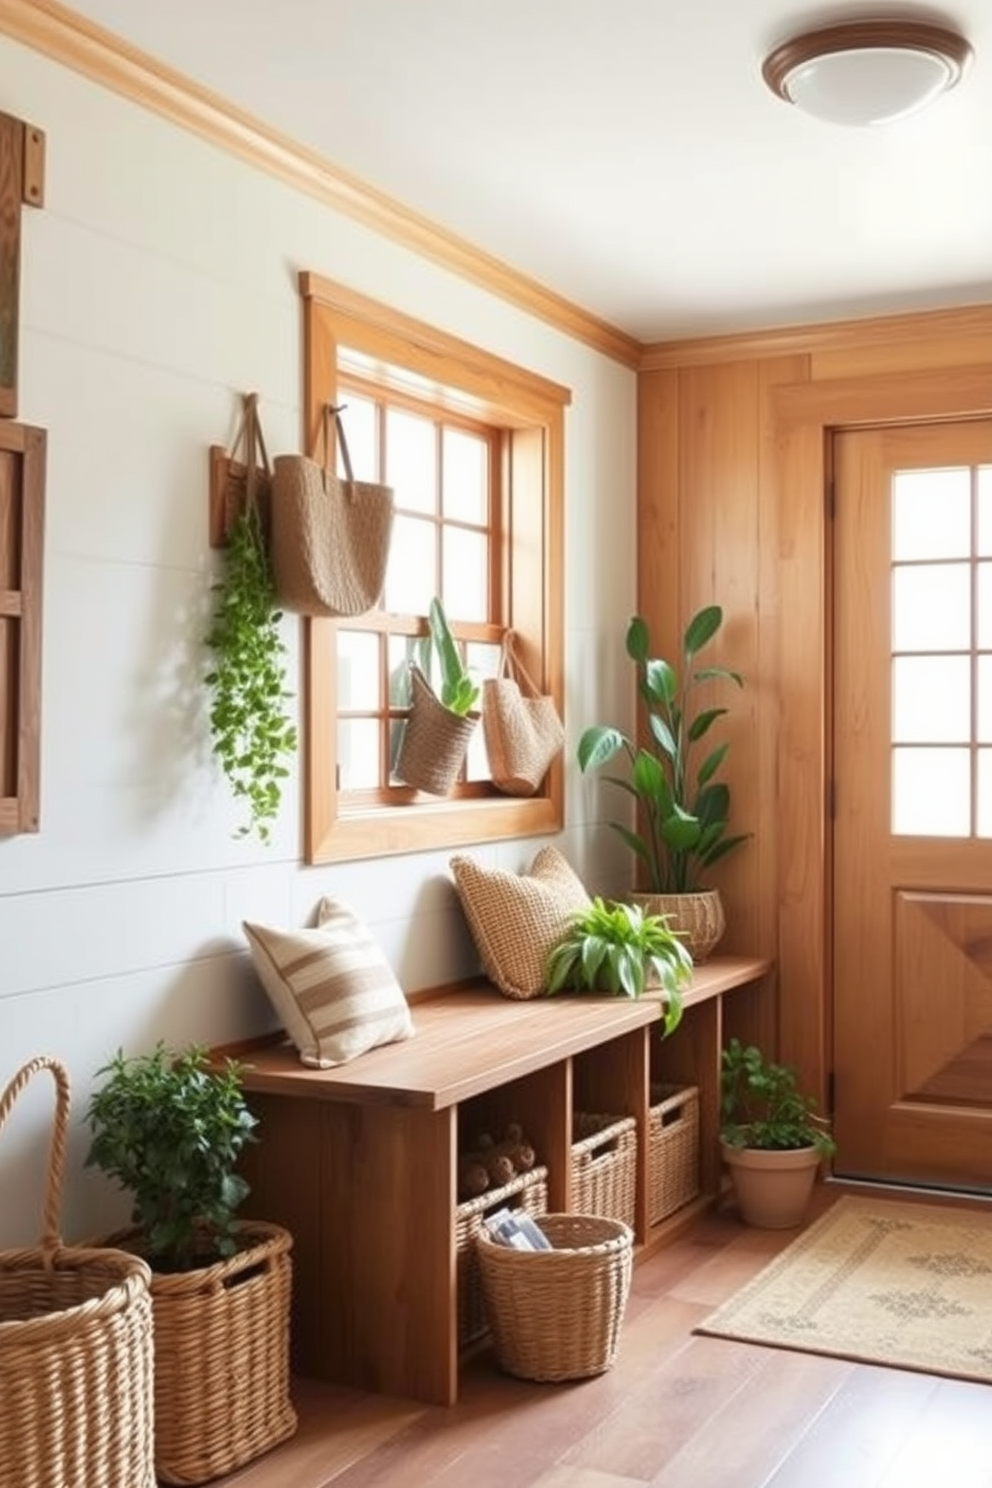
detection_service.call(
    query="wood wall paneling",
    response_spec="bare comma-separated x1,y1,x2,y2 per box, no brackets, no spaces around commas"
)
637,301,992,1111
678,363,762,954
636,367,680,644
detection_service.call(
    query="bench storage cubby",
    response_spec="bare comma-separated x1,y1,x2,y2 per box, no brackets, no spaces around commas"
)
227,954,770,1405
455,1165,549,1348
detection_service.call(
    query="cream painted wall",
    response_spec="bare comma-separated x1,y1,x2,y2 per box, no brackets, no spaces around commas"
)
0,35,638,1245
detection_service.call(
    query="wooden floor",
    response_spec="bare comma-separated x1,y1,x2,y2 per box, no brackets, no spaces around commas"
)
219,1182,992,1488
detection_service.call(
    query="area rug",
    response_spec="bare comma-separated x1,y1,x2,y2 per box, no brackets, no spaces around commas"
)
696,1194,992,1384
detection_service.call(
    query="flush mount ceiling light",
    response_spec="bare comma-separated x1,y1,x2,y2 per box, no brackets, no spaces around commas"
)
762,19,973,126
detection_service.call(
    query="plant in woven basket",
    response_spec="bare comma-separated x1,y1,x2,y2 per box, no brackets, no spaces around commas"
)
426,595,480,715
545,896,691,1035
720,1039,835,1156
577,605,748,894
85,1043,259,1273
205,501,297,843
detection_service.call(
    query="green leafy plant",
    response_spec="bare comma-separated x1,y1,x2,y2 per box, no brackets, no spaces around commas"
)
720,1038,835,1156
577,604,748,893
85,1043,259,1272
545,896,692,1034
205,503,298,843
427,595,480,716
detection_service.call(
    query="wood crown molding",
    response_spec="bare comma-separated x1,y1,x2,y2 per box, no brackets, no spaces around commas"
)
0,0,643,369
640,301,992,369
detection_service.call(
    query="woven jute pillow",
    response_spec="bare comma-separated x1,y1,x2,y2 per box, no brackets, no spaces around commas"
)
243,897,414,1067
450,846,591,1000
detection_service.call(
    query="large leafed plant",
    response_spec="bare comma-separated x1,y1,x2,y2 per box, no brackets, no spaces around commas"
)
578,604,748,893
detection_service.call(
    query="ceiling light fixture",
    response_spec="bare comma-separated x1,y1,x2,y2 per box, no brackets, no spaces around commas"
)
762,18,973,126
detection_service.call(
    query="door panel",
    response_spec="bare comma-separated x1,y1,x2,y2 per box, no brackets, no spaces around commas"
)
833,419,992,1190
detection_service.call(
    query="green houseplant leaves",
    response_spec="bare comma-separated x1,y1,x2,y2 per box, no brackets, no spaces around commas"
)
545,896,692,1035
578,604,748,893
85,1043,260,1272
720,1038,835,1156
205,502,297,843
428,596,480,716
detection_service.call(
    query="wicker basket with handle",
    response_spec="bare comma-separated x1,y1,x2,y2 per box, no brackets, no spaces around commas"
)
394,662,479,795
0,1056,156,1488
571,1113,638,1229
648,1084,700,1225
101,1217,297,1485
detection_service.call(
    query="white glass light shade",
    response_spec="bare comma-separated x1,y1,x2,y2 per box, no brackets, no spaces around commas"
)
763,20,972,127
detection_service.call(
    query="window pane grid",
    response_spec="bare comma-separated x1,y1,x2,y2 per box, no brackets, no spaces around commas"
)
334,378,500,802
890,461,992,838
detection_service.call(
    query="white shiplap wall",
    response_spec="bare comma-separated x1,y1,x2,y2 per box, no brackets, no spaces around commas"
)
0,32,638,1245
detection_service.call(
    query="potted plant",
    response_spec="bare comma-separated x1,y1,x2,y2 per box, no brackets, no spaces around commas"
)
395,595,481,794
719,1037,836,1228
577,604,748,959
545,896,692,1036
85,1043,297,1484
205,496,298,843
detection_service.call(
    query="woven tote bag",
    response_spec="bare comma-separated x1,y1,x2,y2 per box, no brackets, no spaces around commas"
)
394,663,479,795
271,403,394,617
482,632,564,795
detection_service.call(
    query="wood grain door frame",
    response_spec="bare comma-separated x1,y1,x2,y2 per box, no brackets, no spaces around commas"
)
770,363,992,1105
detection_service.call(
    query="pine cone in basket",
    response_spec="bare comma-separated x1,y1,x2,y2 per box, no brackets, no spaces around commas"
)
573,1111,618,1140
476,1133,515,1188
457,1154,491,1199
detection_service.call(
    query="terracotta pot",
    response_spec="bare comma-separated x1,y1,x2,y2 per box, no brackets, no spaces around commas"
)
720,1140,822,1228
631,889,725,963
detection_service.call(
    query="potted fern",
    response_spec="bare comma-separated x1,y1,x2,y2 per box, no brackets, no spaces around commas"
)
86,1044,297,1483
395,595,481,794
545,896,692,1036
577,604,748,960
720,1038,835,1228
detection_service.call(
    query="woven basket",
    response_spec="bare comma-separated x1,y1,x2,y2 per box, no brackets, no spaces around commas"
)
104,1219,297,1485
632,889,725,963
571,1114,637,1229
0,1057,155,1488
477,1213,633,1381
481,631,564,796
394,663,479,795
455,1165,548,1349
648,1084,701,1225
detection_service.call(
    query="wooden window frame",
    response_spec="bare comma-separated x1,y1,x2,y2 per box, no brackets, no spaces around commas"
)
300,273,569,864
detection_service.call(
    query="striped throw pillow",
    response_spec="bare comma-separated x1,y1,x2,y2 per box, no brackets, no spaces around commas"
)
243,897,414,1068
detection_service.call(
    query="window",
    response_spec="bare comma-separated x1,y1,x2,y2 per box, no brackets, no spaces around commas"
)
890,460,992,836
300,274,569,864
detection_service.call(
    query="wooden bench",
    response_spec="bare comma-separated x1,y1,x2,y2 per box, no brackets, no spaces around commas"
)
227,954,771,1405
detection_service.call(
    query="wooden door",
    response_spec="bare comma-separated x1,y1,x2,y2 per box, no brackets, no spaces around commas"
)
833,418,992,1189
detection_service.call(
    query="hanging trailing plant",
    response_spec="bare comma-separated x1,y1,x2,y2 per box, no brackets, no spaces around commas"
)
205,397,297,843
